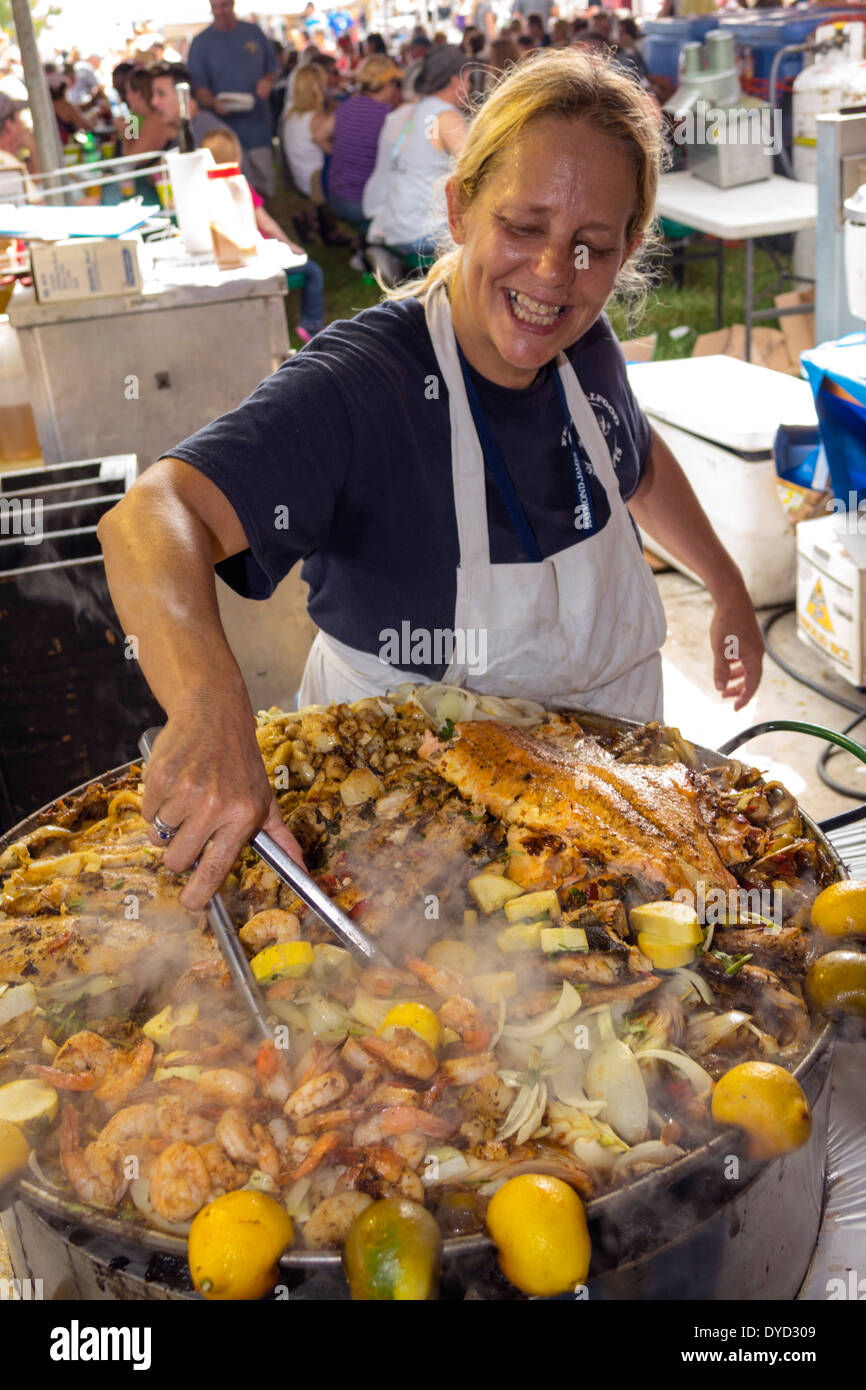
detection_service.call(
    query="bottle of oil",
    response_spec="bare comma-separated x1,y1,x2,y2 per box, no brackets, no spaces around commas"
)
0,316,41,469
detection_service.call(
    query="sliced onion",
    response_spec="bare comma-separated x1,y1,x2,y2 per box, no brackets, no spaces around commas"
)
489,998,507,1049
686,1009,751,1055
28,1149,66,1192
303,992,349,1037
349,992,393,1029
498,1078,541,1141
242,1169,279,1195
284,1175,313,1220
585,1038,649,1145
502,981,581,1040
635,1047,714,1098
668,968,715,1005
129,1176,193,1237
613,1140,686,1176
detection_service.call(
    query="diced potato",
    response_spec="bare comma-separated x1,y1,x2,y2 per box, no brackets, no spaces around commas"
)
339,768,383,806
0,982,37,1027
540,926,588,955
463,909,479,929
250,940,314,982
504,889,562,924
468,874,525,915
472,971,518,1002
426,939,476,974
629,902,703,946
153,1065,205,1082
0,1078,58,1131
142,1001,199,1045
497,920,543,954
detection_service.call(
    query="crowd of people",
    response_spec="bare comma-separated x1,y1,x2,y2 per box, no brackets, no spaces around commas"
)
0,1,673,340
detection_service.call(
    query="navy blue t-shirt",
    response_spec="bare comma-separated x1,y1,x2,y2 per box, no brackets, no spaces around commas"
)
166,299,653,680
187,19,277,150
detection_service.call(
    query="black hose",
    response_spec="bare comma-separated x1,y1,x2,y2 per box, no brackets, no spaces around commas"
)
761,605,866,800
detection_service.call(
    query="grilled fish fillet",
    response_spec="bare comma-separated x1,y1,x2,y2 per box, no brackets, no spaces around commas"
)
423,721,737,896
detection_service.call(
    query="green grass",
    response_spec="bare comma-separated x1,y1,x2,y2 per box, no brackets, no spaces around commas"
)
268,177,791,358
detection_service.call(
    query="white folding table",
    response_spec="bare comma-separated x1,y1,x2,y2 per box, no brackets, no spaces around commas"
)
655,172,818,360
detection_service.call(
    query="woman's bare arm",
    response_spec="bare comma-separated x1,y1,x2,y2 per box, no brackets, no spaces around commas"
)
628,429,764,709
97,458,304,908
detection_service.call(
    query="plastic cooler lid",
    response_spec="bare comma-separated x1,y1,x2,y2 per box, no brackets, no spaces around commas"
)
627,355,817,452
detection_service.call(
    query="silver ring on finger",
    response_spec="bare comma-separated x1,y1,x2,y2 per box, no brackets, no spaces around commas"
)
152,812,179,842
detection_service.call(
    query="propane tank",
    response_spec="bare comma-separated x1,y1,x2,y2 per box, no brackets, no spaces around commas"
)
792,21,866,279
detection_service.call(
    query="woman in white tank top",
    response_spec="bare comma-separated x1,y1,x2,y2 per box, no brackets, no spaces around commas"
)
281,66,332,203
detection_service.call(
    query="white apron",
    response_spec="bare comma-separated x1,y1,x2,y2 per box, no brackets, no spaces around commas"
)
298,285,667,721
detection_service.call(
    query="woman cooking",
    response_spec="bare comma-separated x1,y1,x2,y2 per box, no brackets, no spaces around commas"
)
98,50,764,913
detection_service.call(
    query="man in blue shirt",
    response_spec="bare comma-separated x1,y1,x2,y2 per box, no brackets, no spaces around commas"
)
187,0,278,196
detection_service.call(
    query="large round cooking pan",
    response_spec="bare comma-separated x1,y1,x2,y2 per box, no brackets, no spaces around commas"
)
2,710,859,1299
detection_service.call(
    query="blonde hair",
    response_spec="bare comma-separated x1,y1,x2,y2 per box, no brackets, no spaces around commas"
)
289,64,325,115
389,49,664,310
200,127,243,166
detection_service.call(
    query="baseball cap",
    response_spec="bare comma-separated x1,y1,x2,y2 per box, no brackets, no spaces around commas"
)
0,93,27,124
357,54,404,90
416,44,467,95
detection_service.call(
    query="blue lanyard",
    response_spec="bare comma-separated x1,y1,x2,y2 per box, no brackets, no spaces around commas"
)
457,347,595,563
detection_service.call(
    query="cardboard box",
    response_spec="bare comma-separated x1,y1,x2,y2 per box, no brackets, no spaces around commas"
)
796,514,866,686
618,333,656,363
773,287,815,368
692,323,800,375
778,478,830,530
30,237,143,304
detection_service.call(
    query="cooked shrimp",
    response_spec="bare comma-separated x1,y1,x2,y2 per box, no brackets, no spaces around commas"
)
292,1041,340,1087
256,1040,291,1105
439,1052,498,1085
352,1106,456,1146
405,955,470,998
359,1028,438,1081
60,1104,129,1210
155,1096,212,1145
364,1083,418,1108
358,966,423,998
337,1143,425,1203
239,908,300,953
283,1069,350,1122
437,995,490,1050
95,1038,154,1107
148,1141,212,1222
290,1130,343,1180
390,1131,428,1169
173,959,230,997
98,1102,159,1148
197,1068,257,1104
216,1107,280,1178
196,1140,249,1195
30,1030,115,1090
294,1104,367,1135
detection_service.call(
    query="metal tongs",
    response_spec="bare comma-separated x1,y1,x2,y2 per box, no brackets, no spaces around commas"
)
138,728,390,1034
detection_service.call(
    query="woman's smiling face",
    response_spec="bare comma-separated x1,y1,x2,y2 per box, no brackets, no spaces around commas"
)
447,116,641,388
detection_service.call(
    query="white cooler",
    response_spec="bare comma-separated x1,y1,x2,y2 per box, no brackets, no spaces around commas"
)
627,355,819,607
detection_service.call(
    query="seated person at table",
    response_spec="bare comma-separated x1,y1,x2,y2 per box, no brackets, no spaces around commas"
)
200,127,325,344
326,53,403,230
121,68,173,159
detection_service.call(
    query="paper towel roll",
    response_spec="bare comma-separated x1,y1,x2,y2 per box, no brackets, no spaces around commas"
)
166,149,216,255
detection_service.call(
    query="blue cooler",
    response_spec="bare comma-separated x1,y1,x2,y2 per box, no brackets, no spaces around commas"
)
719,6,866,95
642,15,720,81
